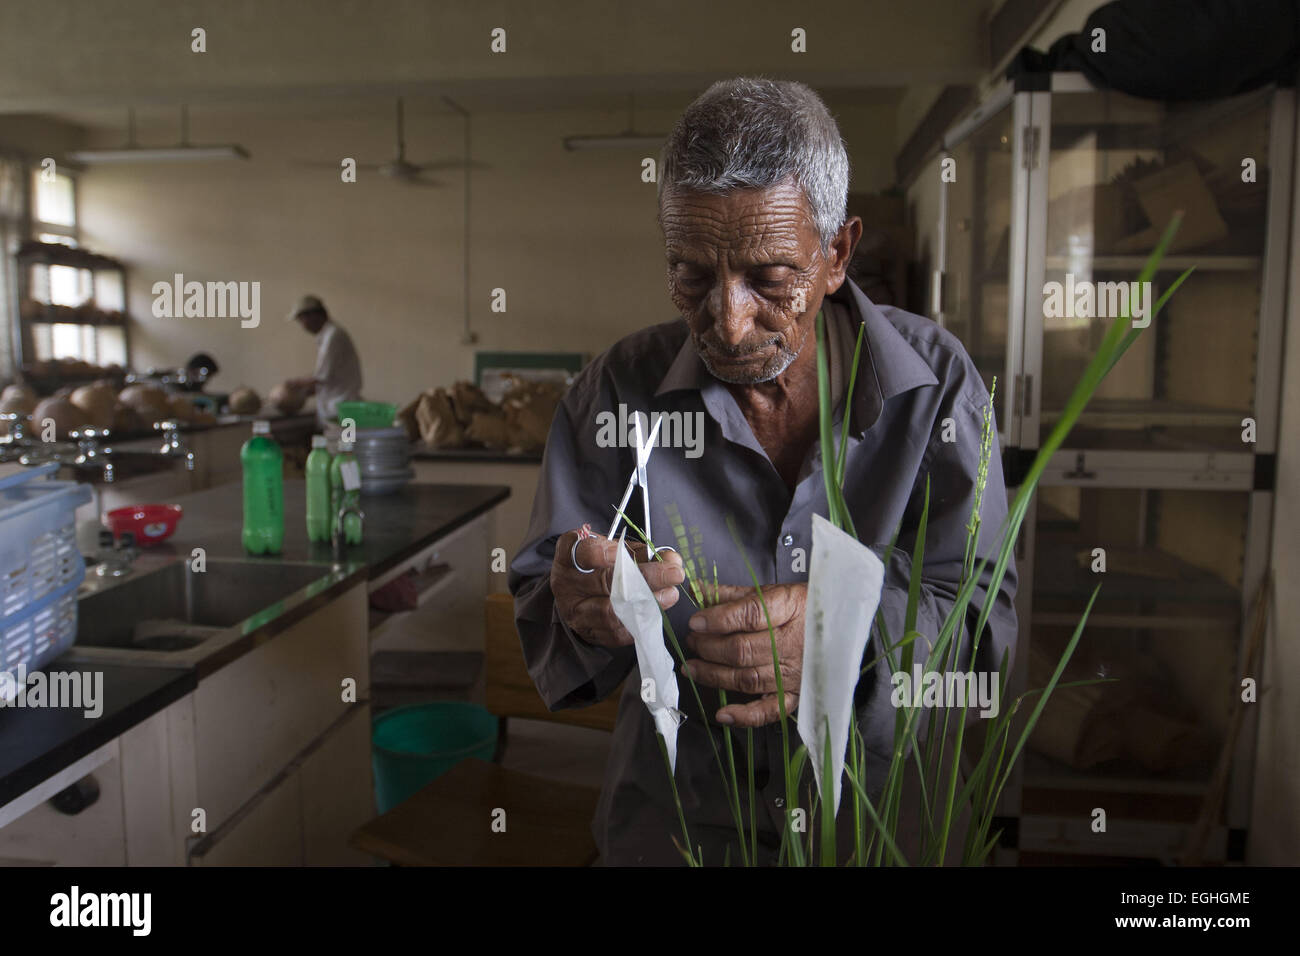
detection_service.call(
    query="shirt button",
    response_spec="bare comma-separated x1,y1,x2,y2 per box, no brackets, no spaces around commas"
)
781,534,794,547
774,797,785,808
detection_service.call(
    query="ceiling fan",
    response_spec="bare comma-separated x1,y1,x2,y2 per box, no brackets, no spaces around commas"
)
298,97,485,186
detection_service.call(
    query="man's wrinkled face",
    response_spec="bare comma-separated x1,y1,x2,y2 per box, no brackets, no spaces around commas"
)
661,181,833,385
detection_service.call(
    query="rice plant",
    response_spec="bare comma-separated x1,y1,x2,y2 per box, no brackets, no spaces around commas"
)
617,214,1192,865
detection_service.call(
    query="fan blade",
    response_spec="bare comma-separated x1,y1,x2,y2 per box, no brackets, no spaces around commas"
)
291,160,384,170
412,159,490,171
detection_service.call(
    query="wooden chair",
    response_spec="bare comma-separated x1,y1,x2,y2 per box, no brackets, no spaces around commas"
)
350,593,619,866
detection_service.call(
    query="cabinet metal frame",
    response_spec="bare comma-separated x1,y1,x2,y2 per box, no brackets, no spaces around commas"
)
938,76,1294,863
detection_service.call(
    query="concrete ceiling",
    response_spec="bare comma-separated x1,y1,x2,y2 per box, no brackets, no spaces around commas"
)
0,0,991,113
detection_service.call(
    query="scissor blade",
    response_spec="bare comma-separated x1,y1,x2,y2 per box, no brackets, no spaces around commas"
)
639,414,664,467
640,472,654,553
636,413,663,483
606,470,638,539
633,415,648,487
636,414,663,550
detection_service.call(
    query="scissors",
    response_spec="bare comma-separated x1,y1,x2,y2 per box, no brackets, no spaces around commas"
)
607,412,663,551
571,412,668,574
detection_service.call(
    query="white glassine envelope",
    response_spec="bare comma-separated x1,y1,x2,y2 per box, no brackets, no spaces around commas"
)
609,534,682,771
799,513,886,813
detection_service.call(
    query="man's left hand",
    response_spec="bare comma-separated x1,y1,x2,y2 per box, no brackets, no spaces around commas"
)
684,583,805,728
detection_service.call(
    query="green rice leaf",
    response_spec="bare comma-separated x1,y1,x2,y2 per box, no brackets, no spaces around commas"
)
835,320,867,485
815,312,843,530
820,719,837,866
904,476,930,638
844,768,908,867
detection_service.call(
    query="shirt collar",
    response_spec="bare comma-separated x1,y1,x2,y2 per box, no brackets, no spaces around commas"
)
654,278,937,434
654,325,708,396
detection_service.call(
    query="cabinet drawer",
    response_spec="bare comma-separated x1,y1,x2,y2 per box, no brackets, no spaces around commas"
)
189,764,302,866
300,704,374,865
189,583,368,829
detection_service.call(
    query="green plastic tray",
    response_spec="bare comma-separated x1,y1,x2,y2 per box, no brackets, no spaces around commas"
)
336,401,397,429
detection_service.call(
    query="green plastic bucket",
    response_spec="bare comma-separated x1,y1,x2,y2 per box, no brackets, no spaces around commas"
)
371,702,499,813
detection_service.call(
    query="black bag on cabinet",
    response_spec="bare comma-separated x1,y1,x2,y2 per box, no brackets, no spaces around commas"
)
1007,0,1300,100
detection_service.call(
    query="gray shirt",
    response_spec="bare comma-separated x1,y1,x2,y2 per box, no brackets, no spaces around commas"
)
508,280,1017,865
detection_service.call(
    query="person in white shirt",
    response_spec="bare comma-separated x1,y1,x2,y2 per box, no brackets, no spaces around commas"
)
285,294,363,425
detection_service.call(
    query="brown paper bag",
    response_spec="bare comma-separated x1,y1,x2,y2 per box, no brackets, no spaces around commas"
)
465,410,512,449
415,388,467,448
449,381,497,427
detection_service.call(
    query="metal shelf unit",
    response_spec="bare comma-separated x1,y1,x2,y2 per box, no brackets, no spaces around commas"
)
937,73,1292,864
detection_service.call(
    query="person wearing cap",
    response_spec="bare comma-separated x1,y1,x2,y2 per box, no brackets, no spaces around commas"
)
183,351,219,392
285,294,363,425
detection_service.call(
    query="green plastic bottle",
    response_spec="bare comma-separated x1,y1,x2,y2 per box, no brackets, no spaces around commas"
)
329,440,363,545
241,420,284,555
305,434,332,543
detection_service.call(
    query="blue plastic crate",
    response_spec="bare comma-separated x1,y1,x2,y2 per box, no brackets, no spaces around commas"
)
0,464,91,692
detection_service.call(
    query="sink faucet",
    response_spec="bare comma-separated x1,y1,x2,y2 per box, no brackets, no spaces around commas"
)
332,503,365,566
0,413,34,464
155,420,196,472
1,411,27,445
69,427,116,483
95,530,138,577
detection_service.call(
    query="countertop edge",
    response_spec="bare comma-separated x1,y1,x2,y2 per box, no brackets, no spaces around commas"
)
367,484,511,579
411,450,543,464
0,665,196,809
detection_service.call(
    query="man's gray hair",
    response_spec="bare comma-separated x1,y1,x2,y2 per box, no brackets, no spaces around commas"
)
658,77,850,250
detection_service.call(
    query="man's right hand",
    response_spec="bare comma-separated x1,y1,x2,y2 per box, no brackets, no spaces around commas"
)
551,531,685,648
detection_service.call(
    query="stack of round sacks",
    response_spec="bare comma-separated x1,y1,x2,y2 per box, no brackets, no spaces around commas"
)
353,426,413,495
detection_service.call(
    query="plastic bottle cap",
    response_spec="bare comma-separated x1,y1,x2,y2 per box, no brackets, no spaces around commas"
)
252,420,271,435
311,435,328,448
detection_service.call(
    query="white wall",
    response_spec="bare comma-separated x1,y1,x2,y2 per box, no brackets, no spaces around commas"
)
75,95,900,401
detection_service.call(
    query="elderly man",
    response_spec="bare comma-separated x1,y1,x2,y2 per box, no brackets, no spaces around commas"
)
509,78,1017,866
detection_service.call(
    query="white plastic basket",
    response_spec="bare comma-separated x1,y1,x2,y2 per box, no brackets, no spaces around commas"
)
0,463,91,683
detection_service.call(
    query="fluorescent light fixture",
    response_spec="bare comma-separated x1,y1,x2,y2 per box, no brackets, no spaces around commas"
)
563,134,665,151
67,144,250,163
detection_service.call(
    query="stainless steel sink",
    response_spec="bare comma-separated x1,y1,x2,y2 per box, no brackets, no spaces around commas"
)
69,557,356,669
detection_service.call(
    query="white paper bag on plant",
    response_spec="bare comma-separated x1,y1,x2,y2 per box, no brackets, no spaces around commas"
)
609,532,682,771
799,513,886,813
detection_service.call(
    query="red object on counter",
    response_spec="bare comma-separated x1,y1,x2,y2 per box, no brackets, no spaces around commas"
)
104,503,184,545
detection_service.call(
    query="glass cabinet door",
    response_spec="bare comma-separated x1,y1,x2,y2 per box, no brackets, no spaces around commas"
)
1023,483,1247,822
1036,86,1271,453
940,100,1017,435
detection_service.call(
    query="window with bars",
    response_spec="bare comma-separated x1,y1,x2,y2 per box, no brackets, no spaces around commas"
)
19,163,128,371
32,166,77,245
0,156,25,381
